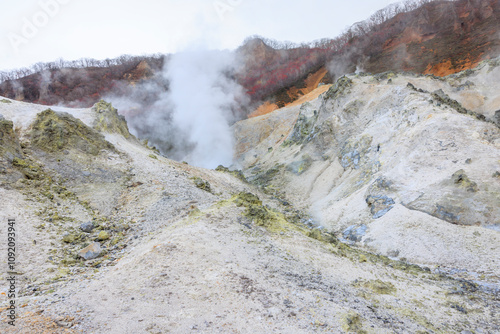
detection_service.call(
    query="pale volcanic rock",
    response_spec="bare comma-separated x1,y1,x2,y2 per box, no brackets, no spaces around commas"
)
234,58,500,280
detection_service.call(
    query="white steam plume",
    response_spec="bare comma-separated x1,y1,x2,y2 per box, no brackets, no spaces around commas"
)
106,49,247,169
165,49,242,169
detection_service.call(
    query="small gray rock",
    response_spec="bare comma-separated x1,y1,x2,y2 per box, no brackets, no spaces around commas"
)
494,110,500,127
80,221,94,233
78,242,102,260
343,224,367,242
56,320,74,328
366,195,395,219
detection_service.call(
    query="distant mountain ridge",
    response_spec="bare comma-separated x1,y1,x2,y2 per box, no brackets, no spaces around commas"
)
1,0,499,116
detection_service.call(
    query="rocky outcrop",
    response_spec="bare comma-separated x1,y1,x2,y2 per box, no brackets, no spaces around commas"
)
234,58,500,274
403,168,499,226
91,100,133,139
0,114,25,185
0,114,23,161
30,109,116,155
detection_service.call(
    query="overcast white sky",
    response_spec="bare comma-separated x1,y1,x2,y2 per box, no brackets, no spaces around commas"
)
0,0,399,72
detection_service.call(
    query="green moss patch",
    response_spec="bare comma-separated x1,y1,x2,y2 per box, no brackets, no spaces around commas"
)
30,109,115,155
92,100,132,138
353,279,397,295
306,228,337,244
215,165,247,182
249,164,283,187
0,117,23,159
341,311,366,333
451,169,478,192
233,192,295,233
192,177,212,193
12,157,43,180
284,109,318,145
325,75,353,101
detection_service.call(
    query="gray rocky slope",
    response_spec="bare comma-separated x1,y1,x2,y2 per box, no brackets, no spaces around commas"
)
234,58,500,282
0,61,498,333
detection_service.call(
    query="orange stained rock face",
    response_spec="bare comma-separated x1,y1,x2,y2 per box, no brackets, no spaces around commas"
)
286,84,332,108
303,67,329,94
249,84,333,118
248,67,331,119
424,56,483,77
248,85,332,118
249,101,279,118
